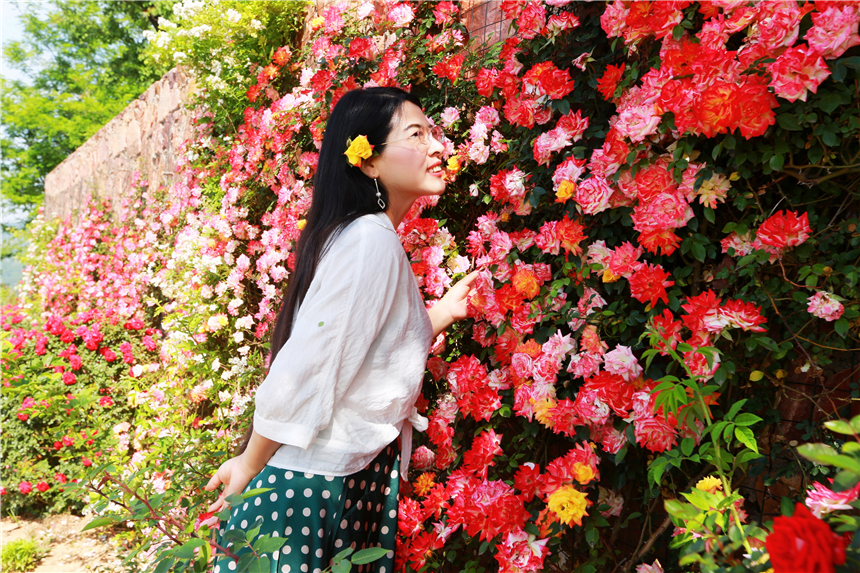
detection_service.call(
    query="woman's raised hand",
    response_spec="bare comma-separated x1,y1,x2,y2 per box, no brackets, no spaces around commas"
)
429,270,479,337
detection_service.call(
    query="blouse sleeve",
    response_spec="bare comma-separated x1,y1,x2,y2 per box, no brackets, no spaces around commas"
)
253,221,403,449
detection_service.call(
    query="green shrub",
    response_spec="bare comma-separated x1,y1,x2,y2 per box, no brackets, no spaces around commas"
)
0,538,47,572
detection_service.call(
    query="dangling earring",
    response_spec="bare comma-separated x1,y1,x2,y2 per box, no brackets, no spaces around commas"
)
374,178,386,209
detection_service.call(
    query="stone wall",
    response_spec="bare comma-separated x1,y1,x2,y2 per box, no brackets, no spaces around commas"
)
43,68,195,220
42,2,509,221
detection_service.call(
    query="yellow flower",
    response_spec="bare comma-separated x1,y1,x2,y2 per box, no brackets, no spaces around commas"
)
572,462,595,485
344,135,374,167
602,268,619,283
414,472,436,497
696,475,723,495
547,485,590,527
555,180,576,203
296,219,306,230
532,398,557,428
310,16,324,30
447,155,460,172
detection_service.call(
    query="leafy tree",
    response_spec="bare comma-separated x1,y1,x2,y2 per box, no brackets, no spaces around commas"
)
1,0,176,213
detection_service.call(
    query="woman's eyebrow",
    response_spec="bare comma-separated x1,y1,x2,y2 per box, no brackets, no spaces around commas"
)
401,122,429,131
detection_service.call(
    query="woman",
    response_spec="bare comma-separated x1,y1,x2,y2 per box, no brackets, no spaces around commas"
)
205,87,477,573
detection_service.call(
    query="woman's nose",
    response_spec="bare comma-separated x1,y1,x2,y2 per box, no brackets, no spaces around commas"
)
428,134,445,155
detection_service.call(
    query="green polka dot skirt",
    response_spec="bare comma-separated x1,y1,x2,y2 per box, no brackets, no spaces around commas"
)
213,442,400,573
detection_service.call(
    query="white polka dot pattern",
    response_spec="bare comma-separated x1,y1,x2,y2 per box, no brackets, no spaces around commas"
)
214,446,400,572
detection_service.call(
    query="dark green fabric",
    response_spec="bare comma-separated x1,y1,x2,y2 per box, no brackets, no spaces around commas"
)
214,443,400,573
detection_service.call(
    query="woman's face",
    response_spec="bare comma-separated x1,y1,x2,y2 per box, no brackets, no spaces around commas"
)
370,101,446,205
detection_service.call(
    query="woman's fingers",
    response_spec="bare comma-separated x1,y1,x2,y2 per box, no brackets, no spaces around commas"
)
204,472,222,492
207,496,224,514
457,271,479,291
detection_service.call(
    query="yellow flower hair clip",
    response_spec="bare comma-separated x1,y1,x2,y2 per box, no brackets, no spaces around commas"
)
344,135,375,167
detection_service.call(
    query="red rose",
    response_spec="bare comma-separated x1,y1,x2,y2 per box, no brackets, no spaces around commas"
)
596,63,625,100
766,503,847,573
36,481,49,493
19,481,32,494
348,37,375,61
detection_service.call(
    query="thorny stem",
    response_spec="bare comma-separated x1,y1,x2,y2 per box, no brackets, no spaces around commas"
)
760,286,819,374
695,392,754,556
86,471,240,561
646,334,756,559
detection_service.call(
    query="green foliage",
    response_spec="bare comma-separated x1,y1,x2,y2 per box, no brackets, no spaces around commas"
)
0,538,47,572
141,0,309,134
0,0,176,210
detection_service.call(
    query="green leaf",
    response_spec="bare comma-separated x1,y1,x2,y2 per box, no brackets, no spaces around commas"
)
81,515,123,532
351,547,391,565
681,437,694,457
649,457,668,487
724,399,747,421
824,420,856,435
242,488,273,500
831,469,860,493
776,114,802,131
733,413,762,427
822,129,841,147
834,317,849,337
333,547,355,562
248,556,271,573
736,450,763,465
172,538,206,559
798,444,860,473
252,536,287,554
780,496,795,516
818,92,842,114
664,499,700,520
769,154,784,171
734,427,758,454
154,557,176,573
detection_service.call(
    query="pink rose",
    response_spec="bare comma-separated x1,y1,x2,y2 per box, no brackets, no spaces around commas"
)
807,291,845,322
410,446,437,472
768,45,831,102
566,352,602,379
510,353,535,379
806,478,860,518
634,417,677,453
614,104,662,143
603,345,643,382
598,486,625,517
806,5,860,59
575,176,613,215
440,107,460,128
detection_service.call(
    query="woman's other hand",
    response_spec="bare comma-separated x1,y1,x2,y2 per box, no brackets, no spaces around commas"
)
429,270,479,337
204,453,261,513
204,430,281,513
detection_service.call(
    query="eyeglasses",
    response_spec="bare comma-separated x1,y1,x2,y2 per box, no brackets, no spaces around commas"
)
378,125,444,149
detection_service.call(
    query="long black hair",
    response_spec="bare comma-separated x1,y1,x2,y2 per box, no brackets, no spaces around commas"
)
238,87,422,454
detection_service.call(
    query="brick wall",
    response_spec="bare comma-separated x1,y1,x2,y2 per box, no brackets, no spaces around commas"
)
43,68,195,220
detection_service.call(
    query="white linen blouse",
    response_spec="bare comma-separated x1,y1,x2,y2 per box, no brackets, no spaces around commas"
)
253,212,434,476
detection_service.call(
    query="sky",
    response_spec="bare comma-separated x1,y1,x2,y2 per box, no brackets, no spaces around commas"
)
1,1,30,286
1,0,29,84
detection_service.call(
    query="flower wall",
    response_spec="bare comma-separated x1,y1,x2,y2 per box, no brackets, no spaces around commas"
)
3,1,860,572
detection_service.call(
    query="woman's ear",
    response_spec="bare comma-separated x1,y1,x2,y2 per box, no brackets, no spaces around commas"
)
358,156,380,180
